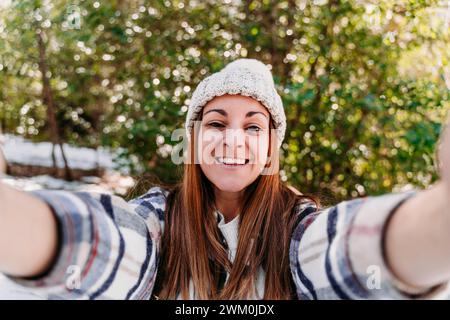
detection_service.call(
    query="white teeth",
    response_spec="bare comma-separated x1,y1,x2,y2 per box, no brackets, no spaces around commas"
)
216,157,246,165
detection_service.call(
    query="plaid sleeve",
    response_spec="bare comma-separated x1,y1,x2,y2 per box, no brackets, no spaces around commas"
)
289,190,450,300
6,186,168,300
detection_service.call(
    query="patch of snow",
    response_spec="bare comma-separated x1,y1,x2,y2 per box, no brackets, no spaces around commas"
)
2,134,115,171
1,172,135,195
2,174,110,193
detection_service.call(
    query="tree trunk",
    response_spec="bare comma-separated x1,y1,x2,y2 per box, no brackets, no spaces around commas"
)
36,30,73,181
51,142,57,176
58,142,71,179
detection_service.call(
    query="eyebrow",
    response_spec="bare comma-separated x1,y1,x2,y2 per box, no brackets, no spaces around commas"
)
203,109,268,119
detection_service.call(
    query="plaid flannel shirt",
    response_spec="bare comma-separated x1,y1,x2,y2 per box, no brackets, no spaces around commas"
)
6,186,450,299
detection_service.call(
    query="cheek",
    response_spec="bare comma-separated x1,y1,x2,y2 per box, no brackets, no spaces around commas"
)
197,129,222,164
248,135,270,167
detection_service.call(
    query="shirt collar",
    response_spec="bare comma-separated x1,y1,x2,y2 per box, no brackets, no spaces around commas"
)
215,210,239,252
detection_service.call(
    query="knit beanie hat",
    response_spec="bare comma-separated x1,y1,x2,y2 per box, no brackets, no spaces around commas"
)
185,59,287,149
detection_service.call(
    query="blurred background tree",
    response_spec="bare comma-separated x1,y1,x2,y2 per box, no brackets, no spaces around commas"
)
0,0,448,205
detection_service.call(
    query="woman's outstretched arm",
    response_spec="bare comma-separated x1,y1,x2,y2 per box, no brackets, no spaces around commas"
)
0,147,168,299
290,116,450,300
385,181,450,289
0,181,58,277
0,181,168,299
385,115,450,289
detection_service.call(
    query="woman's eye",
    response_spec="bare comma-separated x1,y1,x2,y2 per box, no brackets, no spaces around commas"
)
207,122,225,128
246,125,261,132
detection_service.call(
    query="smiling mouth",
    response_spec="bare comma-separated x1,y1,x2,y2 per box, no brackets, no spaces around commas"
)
214,157,250,166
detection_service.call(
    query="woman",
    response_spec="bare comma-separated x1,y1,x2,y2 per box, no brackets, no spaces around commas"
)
0,59,450,300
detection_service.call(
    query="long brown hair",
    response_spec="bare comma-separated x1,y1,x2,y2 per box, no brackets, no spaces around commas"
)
151,117,320,300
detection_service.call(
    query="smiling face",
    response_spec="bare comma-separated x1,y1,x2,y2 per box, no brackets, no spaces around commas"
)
197,94,272,193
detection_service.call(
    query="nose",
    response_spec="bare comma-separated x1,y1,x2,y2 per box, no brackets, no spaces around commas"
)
224,128,245,147
223,128,245,157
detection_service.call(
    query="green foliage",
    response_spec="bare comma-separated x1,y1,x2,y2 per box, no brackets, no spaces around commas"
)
0,0,449,204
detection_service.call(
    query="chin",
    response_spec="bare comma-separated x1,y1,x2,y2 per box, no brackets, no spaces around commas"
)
212,177,251,193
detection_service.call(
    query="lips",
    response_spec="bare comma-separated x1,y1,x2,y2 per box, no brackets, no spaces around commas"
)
215,157,249,166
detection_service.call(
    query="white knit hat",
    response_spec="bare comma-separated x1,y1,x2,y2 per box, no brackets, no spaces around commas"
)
185,59,287,149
